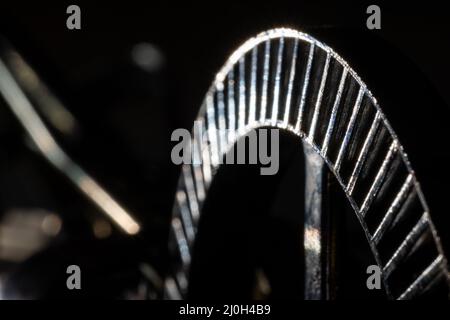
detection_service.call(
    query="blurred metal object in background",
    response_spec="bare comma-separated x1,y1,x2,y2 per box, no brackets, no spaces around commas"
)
0,38,140,235
0,37,167,299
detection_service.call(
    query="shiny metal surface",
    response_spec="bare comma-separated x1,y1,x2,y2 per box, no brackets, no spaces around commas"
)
303,141,326,300
167,28,449,299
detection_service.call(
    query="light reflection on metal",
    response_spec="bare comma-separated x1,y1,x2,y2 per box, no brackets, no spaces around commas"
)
0,46,140,236
139,263,164,292
171,217,191,267
164,276,182,300
359,140,399,217
176,190,196,243
5,51,78,136
253,268,271,298
249,47,258,126
295,42,314,133
372,174,413,245
41,213,63,236
346,111,381,195
383,213,429,278
131,42,165,73
259,41,270,123
271,38,284,125
334,86,365,173
307,51,330,143
398,255,445,300
303,141,325,300
321,68,347,157
167,28,449,299
283,38,299,127
238,57,246,133
0,208,61,262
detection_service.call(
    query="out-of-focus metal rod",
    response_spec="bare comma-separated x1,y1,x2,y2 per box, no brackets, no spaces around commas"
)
0,55,140,235
2,46,78,136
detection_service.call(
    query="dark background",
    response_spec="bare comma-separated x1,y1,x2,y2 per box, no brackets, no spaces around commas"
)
0,1,449,298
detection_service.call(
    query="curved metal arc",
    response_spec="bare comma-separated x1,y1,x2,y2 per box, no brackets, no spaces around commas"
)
168,28,450,299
